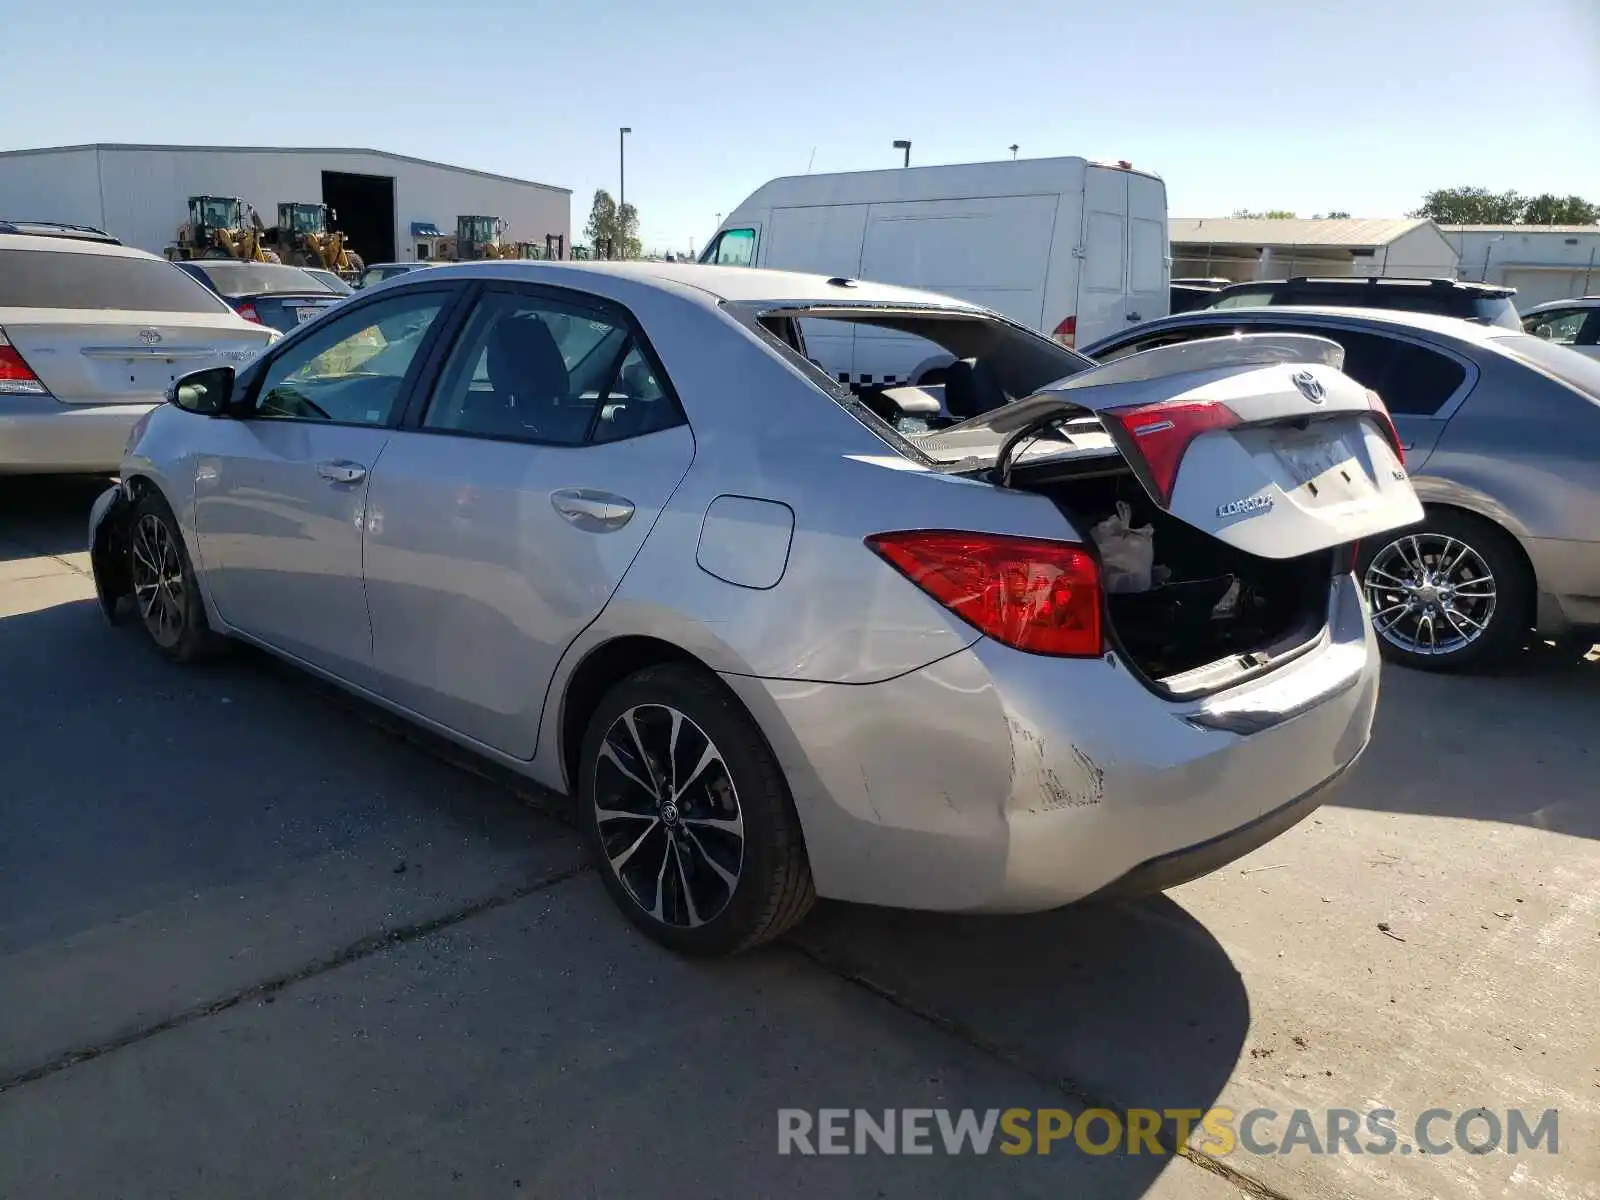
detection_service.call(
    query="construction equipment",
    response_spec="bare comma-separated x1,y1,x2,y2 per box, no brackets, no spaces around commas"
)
440,215,509,261
262,203,365,280
163,196,278,263
507,234,567,260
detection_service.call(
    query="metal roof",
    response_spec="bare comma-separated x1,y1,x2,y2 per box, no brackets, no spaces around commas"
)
1170,217,1433,247
1441,224,1600,235
0,143,570,195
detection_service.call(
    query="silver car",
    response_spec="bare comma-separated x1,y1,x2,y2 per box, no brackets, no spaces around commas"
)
0,232,276,474
1086,308,1600,671
90,262,1419,955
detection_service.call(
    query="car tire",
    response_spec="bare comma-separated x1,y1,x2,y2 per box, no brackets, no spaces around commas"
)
1358,509,1531,672
127,490,225,664
577,663,815,956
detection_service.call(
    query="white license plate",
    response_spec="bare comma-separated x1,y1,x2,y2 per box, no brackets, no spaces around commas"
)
295,306,322,324
1273,431,1353,488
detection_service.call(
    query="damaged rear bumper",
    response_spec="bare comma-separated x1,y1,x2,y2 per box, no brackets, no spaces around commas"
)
719,575,1378,914
88,482,133,623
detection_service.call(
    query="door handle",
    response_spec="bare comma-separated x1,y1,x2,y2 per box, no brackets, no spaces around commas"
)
551,488,635,532
1126,311,1143,322
316,460,367,484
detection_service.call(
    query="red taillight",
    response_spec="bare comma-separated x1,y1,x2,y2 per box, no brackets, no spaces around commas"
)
866,530,1103,657
235,302,262,324
1364,388,1405,467
1101,399,1241,508
1051,315,1077,348
0,329,48,396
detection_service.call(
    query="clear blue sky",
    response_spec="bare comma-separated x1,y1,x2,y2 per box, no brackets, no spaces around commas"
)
4,0,1596,253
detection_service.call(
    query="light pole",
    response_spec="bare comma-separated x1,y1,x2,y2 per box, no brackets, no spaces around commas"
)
1009,144,1019,160
618,126,632,260
893,139,911,168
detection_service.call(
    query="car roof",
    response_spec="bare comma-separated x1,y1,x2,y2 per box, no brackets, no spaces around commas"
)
1217,276,1515,297
1521,296,1600,314
402,260,984,311
1112,305,1523,346
0,232,160,260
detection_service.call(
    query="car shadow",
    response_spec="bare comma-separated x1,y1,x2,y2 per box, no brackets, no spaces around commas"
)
0,474,112,561
789,896,1249,1171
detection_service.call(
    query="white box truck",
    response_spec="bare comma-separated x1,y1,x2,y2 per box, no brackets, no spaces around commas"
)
700,156,1168,388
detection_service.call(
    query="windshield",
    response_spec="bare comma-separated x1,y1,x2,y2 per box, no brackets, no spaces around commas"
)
198,199,239,227
189,262,336,297
1492,333,1600,399
0,249,232,312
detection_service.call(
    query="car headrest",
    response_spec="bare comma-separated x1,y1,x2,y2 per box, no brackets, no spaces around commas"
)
485,313,569,403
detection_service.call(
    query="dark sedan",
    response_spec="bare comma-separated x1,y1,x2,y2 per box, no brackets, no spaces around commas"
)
174,261,344,333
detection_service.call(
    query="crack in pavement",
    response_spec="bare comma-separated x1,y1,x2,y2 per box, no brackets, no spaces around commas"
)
0,861,592,1097
789,938,1300,1200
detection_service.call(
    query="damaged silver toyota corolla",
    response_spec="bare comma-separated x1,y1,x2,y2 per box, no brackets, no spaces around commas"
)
88,263,1421,956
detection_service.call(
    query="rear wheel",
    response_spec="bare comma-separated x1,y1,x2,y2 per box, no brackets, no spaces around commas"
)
127,492,223,663
1359,510,1530,672
576,664,814,956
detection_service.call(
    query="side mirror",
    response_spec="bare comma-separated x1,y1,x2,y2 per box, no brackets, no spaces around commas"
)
170,366,235,415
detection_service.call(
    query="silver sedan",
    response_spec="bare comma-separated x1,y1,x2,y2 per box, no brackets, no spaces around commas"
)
1087,307,1600,671
91,262,1418,954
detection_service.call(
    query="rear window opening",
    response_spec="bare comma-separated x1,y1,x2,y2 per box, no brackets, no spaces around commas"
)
1010,457,1335,692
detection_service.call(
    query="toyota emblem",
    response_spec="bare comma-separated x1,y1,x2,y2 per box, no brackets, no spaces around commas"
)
138,328,162,345
1291,369,1325,403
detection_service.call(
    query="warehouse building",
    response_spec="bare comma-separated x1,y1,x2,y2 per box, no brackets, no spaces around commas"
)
0,143,570,265
1170,217,1459,283
1442,225,1600,309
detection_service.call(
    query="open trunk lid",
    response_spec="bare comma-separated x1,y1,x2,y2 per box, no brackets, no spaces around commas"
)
923,332,1422,558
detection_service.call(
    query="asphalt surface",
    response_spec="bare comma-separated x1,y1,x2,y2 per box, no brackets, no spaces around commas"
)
2,475,1596,1200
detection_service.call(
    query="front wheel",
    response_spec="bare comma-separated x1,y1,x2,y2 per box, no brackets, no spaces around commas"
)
1359,510,1531,672
127,492,224,663
576,664,814,956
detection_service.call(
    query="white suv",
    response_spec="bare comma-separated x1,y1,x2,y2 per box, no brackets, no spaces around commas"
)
1521,297,1600,360
0,232,276,474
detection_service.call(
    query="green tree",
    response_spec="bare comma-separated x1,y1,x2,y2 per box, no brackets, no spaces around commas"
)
616,202,642,260
1232,209,1297,219
584,189,618,258
1411,186,1525,224
1521,193,1600,225
1316,211,1352,219
582,189,644,259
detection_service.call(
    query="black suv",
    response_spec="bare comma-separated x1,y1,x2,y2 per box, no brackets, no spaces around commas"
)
1203,276,1519,329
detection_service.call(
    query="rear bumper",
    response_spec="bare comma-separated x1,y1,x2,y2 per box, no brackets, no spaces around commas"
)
723,574,1378,913
0,396,151,474
1086,754,1353,899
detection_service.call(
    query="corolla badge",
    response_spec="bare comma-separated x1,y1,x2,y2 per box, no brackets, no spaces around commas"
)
138,328,162,345
1291,370,1325,403
1217,494,1274,519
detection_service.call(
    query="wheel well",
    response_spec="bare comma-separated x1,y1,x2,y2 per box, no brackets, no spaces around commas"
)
559,636,704,793
1420,502,1538,592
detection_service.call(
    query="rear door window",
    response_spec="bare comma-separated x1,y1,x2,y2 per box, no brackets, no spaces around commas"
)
1377,341,1468,415
0,248,230,312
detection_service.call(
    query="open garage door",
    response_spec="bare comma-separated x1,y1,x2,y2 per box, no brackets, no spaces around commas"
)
322,171,396,264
